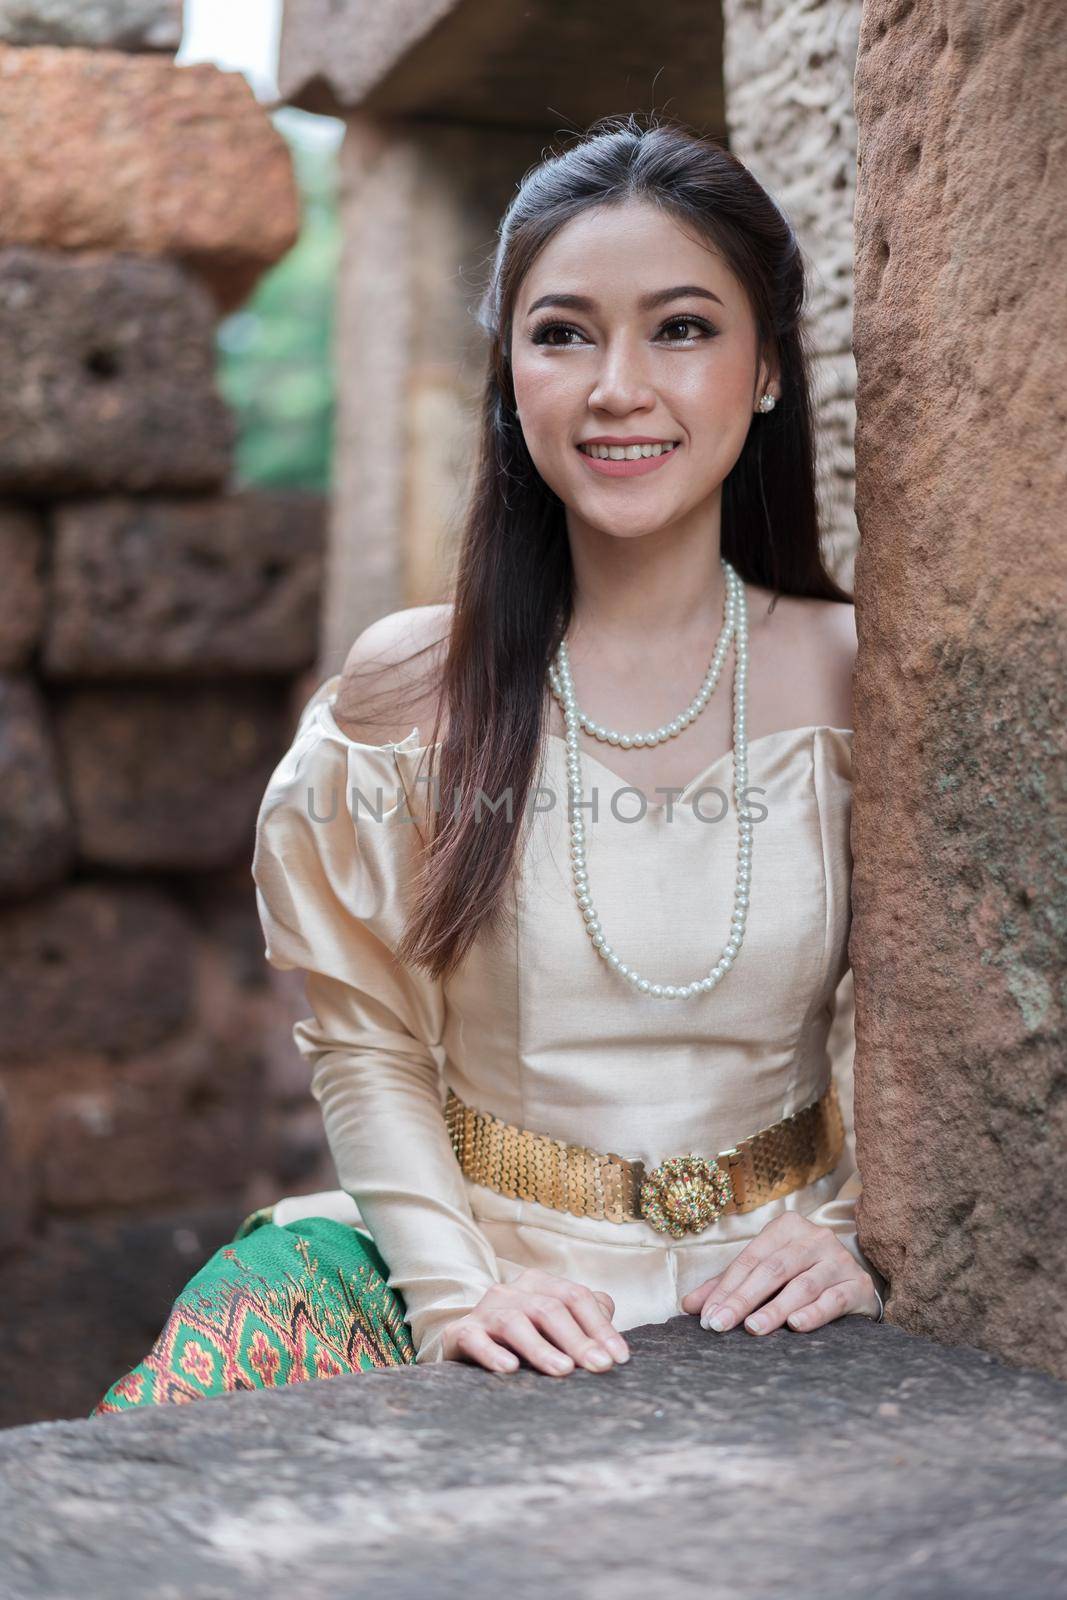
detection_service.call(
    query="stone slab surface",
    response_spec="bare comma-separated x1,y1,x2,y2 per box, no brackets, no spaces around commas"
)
2,1317,1065,1598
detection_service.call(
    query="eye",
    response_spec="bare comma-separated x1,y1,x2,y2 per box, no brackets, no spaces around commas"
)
529,315,718,347
529,321,585,347
658,316,717,343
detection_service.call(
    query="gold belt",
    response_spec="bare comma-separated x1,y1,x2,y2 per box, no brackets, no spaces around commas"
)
444,1080,845,1240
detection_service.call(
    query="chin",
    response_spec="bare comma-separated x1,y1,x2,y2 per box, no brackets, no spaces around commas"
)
578,507,676,541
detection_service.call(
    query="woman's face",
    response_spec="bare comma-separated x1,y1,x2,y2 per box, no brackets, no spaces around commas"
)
509,199,776,543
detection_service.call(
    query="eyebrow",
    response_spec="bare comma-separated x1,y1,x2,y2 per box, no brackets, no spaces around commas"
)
524,284,725,318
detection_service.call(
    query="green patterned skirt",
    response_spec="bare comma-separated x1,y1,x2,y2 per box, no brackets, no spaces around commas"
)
90,1208,416,1417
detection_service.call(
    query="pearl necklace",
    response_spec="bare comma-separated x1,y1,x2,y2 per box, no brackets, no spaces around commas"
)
547,559,752,1000
546,565,737,746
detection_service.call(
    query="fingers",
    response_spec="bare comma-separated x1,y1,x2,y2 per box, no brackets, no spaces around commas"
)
496,1311,577,1376
695,1217,825,1332
698,1248,805,1332
566,1286,630,1363
486,1303,592,1376
735,1257,843,1334
449,1274,629,1377
680,1275,722,1313
690,1217,878,1336
524,1292,630,1369
448,1321,520,1374
785,1273,880,1331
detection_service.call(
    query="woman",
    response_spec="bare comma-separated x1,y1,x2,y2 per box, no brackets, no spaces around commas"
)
92,112,884,1414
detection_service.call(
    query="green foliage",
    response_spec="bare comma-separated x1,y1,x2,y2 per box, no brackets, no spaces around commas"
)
215,109,343,492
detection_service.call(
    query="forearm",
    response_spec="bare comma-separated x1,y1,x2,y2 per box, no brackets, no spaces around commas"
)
300,1022,503,1361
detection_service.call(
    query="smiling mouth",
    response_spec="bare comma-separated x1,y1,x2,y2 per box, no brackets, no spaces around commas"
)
577,441,681,460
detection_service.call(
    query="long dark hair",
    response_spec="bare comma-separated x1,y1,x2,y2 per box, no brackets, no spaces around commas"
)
345,111,851,982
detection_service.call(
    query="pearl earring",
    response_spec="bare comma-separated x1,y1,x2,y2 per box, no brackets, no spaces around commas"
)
756,393,777,413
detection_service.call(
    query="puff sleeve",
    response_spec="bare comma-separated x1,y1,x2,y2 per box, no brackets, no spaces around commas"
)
251,675,504,1363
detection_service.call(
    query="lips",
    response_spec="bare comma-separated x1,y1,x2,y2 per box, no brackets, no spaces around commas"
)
576,441,682,479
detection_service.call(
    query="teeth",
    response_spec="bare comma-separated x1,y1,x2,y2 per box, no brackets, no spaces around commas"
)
580,441,679,461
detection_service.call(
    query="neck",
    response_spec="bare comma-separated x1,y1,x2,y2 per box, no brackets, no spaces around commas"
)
564,497,728,648
566,551,729,657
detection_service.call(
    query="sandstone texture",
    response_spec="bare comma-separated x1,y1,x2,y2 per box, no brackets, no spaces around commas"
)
52,681,290,870
0,868,334,1426
0,883,194,1060
721,0,861,586
0,46,299,309
19,1031,263,1215
0,15,330,1443
0,675,74,899
43,494,326,679
0,1203,246,1430
2,1316,1066,1597
0,249,233,495
279,0,725,129
0,505,45,669
0,0,180,51
850,1,1067,1377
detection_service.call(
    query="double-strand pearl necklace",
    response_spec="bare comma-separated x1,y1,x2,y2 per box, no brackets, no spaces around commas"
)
547,559,752,1000
546,566,737,747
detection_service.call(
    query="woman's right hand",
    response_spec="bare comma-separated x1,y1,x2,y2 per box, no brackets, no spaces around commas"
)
440,1268,631,1376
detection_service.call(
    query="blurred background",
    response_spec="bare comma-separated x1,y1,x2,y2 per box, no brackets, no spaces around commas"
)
181,1,342,495
0,0,864,1425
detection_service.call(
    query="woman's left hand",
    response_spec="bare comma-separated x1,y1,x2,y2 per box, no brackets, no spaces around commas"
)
679,1212,881,1334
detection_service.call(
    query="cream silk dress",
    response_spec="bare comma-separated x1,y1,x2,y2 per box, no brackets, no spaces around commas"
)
251,672,883,1365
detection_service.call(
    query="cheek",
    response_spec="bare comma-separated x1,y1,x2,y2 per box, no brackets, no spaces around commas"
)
674,354,751,419
512,358,572,430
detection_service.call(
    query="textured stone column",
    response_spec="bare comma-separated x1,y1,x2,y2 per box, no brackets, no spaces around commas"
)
850,1,1066,1378
721,0,863,588
323,116,544,670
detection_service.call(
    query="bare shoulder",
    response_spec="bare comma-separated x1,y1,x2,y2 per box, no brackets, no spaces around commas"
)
796,596,856,727
748,589,856,729
334,602,454,744
810,594,857,668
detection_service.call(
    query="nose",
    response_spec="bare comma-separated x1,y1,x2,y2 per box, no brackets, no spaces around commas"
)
586,333,656,416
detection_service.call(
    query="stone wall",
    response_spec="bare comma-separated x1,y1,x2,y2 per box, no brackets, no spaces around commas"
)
721,0,862,587
849,0,1067,1378
0,7,336,1427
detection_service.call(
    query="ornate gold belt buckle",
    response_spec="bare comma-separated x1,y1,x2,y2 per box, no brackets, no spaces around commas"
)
638,1153,734,1239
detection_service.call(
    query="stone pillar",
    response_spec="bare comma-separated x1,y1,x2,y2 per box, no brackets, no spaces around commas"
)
850,0,1067,1379
323,116,545,672
721,0,863,588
